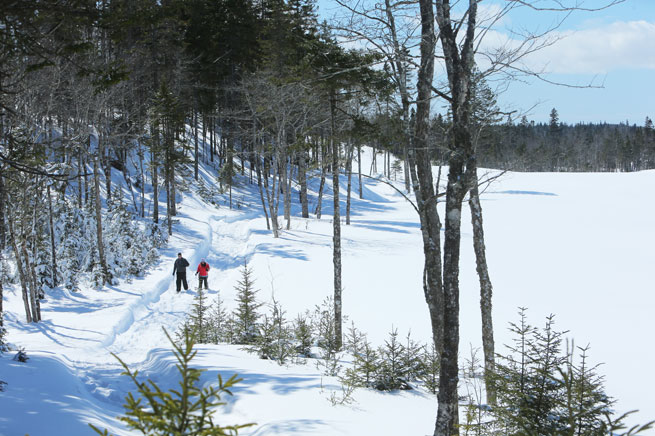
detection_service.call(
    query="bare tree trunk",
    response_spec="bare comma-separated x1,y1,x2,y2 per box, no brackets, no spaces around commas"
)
413,0,445,369
8,218,32,323
170,159,177,216
194,110,199,180
0,174,5,249
166,149,172,235
78,148,84,207
387,150,390,177
93,156,109,286
152,125,159,224
21,240,40,322
264,150,280,238
404,147,410,193
47,186,58,288
437,161,467,436
103,136,111,200
331,96,343,351
346,143,353,225
255,151,270,230
469,166,496,405
433,0,479,433
357,144,363,199
315,140,327,218
299,149,309,218
139,142,145,218
226,133,234,209
283,150,291,229
202,113,207,163
210,115,215,163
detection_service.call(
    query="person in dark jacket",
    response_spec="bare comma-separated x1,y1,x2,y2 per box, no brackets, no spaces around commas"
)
173,252,190,292
195,259,210,290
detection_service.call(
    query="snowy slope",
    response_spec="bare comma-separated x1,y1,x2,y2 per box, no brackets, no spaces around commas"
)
1,149,653,435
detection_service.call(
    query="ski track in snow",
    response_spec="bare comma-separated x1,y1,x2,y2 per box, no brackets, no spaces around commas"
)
100,207,266,359
102,214,216,353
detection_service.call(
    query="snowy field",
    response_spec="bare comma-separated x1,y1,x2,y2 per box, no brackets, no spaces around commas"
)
1,148,653,435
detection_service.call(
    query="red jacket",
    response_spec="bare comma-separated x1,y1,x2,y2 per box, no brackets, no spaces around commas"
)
197,262,210,277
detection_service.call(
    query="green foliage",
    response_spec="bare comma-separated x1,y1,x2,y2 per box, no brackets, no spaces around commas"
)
313,295,338,354
293,312,314,358
375,328,412,391
90,328,254,436
489,308,654,436
233,260,262,345
492,309,568,434
206,295,229,344
249,298,295,364
189,288,210,344
417,341,440,395
345,337,380,389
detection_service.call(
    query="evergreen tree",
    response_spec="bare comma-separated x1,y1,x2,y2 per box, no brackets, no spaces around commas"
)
233,260,262,345
489,309,654,436
293,312,314,358
550,108,561,137
347,337,380,389
560,343,612,436
375,327,411,391
401,331,425,382
90,328,254,436
189,288,210,343
418,341,441,395
313,295,338,354
207,295,229,344
250,298,294,363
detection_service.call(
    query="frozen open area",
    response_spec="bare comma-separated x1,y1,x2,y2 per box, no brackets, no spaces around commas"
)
1,148,653,435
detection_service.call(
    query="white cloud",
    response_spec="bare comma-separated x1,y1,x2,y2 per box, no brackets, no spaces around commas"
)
478,20,655,74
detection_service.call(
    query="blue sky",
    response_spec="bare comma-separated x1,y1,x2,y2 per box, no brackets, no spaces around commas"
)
316,0,654,125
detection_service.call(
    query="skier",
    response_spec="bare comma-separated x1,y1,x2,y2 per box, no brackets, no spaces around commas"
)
172,252,190,293
195,259,210,290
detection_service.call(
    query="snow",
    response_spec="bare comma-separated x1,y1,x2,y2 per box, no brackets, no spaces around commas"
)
1,149,654,435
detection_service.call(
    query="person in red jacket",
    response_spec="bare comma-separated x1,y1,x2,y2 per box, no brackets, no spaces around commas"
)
195,259,210,290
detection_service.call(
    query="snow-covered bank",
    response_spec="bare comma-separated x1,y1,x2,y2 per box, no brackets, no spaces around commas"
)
1,150,653,435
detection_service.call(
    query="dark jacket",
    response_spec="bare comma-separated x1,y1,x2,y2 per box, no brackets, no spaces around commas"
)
173,257,190,274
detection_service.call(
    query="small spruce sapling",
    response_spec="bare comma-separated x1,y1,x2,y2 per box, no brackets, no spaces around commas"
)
293,312,314,359
460,347,493,436
90,327,254,436
313,296,341,376
418,341,440,394
250,297,294,364
233,260,262,345
344,321,365,356
490,308,655,435
346,336,380,389
375,327,411,391
189,288,210,343
314,296,338,354
13,347,28,362
207,295,229,344
401,330,424,382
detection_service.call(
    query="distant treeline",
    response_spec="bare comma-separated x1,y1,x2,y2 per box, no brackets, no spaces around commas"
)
428,113,655,172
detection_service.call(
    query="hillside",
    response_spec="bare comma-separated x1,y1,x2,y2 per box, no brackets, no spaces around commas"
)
0,148,653,435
